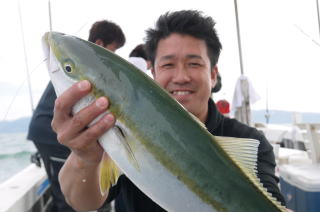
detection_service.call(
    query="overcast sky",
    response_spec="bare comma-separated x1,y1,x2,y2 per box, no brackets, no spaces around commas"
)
0,0,319,121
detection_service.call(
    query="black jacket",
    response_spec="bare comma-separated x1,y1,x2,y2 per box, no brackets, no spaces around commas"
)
27,82,58,145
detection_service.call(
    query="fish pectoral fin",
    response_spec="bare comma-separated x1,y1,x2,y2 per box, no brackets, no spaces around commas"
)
99,152,120,196
215,136,286,210
114,125,140,171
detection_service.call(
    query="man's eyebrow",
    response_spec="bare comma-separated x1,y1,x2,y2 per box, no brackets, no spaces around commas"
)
158,54,203,62
186,54,202,59
158,54,175,61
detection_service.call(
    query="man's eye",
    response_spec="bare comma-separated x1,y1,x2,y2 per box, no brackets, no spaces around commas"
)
189,63,200,67
162,64,173,68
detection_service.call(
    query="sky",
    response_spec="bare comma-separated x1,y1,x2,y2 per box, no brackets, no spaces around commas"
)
0,0,319,121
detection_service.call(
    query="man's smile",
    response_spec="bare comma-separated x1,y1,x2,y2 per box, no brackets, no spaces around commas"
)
170,90,193,95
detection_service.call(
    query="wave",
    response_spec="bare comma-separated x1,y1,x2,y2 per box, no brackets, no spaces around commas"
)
0,150,34,160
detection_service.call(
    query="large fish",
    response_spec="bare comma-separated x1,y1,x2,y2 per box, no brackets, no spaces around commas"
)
43,31,286,212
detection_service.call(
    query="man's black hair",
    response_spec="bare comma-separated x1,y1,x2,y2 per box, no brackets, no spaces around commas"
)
145,10,222,68
88,20,126,48
212,72,222,93
129,44,148,61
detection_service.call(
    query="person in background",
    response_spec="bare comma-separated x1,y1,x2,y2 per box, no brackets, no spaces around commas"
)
53,10,287,212
128,44,152,77
216,99,230,116
27,19,125,212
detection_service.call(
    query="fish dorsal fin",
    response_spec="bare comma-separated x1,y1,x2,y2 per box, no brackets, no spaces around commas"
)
215,136,259,177
99,152,120,196
215,136,287,211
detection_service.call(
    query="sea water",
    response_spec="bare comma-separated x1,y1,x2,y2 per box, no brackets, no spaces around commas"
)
0,132,36,183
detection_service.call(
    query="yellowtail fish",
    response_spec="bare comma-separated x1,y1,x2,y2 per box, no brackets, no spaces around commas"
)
43,31,287,212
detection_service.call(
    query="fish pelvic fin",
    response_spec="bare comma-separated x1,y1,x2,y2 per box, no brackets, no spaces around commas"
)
99,152,120,196
215,136,287,211
114,125,140,171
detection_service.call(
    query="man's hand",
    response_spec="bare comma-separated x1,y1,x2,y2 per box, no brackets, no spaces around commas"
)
52,80,115,166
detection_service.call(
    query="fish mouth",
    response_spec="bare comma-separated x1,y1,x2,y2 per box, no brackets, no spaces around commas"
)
42,32,50,61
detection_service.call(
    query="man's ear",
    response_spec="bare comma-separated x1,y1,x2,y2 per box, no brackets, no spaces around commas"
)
211,65,218,89
151,67,156,79
95,39,105,47
146,61,152,70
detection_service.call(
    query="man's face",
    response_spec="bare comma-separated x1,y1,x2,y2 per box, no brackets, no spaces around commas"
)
104,42,119,52
152,33,217,122
95,39,119,52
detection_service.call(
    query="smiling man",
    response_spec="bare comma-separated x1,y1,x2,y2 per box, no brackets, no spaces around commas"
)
152,33,215,123
53,10,286,212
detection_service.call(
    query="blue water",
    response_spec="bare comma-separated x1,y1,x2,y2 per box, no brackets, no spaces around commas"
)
0,132,36,183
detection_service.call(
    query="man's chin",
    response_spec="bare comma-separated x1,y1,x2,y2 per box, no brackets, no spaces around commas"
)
175,99,188,108
180,102,193,113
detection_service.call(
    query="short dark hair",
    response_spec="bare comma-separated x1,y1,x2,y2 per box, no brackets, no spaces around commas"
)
129,44,148,61
145,10,222,68
88,20,126,48
211,72,222,93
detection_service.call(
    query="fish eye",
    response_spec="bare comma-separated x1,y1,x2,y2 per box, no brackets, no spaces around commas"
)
62,59,75,74
65,65,72,73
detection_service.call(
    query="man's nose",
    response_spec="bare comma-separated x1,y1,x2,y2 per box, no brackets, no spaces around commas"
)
172,64,191,83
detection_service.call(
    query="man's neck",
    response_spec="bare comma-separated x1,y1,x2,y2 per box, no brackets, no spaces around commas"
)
198,104,209,123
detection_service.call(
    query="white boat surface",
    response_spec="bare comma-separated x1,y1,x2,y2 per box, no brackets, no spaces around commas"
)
0,164,52,212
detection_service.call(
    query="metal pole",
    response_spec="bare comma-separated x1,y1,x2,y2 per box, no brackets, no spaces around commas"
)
234,0,245,75
265,86,270,124
18,0,34,113
233,0,252,126
316,0,320,40
48,0,53,31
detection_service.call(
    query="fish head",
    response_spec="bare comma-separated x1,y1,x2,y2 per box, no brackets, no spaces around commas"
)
42,31,176,117
42,31,89,96
43,31,123,99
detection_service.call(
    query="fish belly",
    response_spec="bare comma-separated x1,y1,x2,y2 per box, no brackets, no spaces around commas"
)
99,121,216,212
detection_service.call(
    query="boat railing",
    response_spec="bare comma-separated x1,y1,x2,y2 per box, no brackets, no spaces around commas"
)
295,123,320,164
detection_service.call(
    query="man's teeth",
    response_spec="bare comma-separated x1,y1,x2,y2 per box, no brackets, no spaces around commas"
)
172,91,191,95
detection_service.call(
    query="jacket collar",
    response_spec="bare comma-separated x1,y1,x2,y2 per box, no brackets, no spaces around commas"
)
205,98,225,135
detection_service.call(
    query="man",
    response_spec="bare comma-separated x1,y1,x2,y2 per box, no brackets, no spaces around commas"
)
27,20,125,212
53,10,285,211
128,44,152,77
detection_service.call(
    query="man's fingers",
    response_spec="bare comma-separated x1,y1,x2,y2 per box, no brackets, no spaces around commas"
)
52,80,92,130
50,79,116,158
58,97,110,142
68,113,115,151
